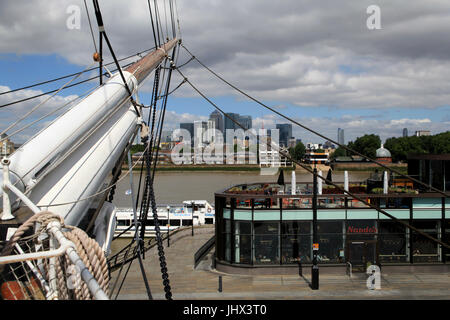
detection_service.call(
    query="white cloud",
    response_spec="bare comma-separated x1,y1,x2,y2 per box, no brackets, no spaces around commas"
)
1,0,450,144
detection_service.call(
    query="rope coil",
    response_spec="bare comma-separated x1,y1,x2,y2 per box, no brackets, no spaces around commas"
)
0,211,109,300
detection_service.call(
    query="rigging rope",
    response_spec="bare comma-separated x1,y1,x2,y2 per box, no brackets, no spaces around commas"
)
0,61,95,137
0,47,156,97
179,44,449,198
83,0,98,53
92,0,141,117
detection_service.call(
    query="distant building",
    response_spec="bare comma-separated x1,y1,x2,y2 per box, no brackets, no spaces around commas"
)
180,122,194,144
323,140,335,149
337,128,345,145
288,138,297,149
224,113,240,131
0,134,15,158
276,123,292,147
375,144,392,163
415,130,430,137
209,110,223,134
160,130,173,143
194,121,208,148
306,143,323,150
259,146,292,167
402,128,408,137
239,115,252,130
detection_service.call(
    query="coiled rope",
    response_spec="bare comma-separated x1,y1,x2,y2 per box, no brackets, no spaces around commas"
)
0,211,109,300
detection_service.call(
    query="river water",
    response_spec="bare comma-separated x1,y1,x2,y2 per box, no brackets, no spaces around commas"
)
112,170,371,208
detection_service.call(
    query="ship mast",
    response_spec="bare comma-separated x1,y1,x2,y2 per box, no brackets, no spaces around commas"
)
0,39,178,227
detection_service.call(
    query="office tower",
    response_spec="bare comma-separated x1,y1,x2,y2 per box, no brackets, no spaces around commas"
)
276,123,292,147
337,128,345,145
402,128,408,137
239,115,252,130
209,110,223,134
180,122,194,144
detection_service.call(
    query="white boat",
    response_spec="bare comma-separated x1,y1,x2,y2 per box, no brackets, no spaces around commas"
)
114,200,215,238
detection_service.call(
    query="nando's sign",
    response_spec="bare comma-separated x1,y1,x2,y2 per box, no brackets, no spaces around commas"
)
347,226,377,234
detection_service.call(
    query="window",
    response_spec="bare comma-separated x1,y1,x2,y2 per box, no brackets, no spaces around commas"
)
282,197,312,209
281,222,311,264
412,221,439,263
182,219,192,226
378,221,407,263
254,222,279,264
318,197,345,209
317,221,344,263
224,219,231,262
117,219,131,226
234,221,252,264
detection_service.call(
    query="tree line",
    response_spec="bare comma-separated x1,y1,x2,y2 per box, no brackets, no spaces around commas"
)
329,131,449,163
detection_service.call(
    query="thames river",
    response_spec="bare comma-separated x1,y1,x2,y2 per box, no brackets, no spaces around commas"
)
111,170,371,207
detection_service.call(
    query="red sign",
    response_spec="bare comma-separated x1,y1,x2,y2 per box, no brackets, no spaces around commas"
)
347,226,377,233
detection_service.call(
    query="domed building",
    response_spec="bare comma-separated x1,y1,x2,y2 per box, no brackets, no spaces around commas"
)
376,143,392,163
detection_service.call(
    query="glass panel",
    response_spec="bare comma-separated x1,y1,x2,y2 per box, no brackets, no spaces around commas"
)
283,197,312,209
281,221,311,234
318,197,345,209
254,235,279,264
254,197,277,209
317,234,344,263
318,221,343,234
236,198,252,209
234,221,252,264
281,235,311,264
253,210,280,221
254,222,278,234
412,221,439,262
234,210,252,220
254,222,279,264
379,221,407,263
348,198,370,208
169,219,180,226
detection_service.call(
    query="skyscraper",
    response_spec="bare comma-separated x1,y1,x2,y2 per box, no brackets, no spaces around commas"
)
180,122,194,144
224,113,240,131
276,123,292,147
239,115,252,130
337,128,345,146
209,110,223,134
402,128,408,137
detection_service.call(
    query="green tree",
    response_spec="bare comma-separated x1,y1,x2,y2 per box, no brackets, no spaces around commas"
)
347,134,381,159
330,146,347,160
289,141,306,161
384,131,450,162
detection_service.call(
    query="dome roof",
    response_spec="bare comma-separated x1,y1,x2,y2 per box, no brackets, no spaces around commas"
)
376,144,391,158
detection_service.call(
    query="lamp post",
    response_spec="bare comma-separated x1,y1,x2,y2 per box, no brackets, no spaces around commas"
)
311,167,319,290
191,201,195,237
167,205,170,247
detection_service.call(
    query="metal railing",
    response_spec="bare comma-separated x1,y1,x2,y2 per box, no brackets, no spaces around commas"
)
194,235,215,268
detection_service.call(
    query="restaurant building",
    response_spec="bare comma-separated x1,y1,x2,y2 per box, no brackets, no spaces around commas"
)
214,182,450,273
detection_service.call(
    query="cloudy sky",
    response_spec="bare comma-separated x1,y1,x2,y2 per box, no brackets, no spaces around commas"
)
0,0,449,145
